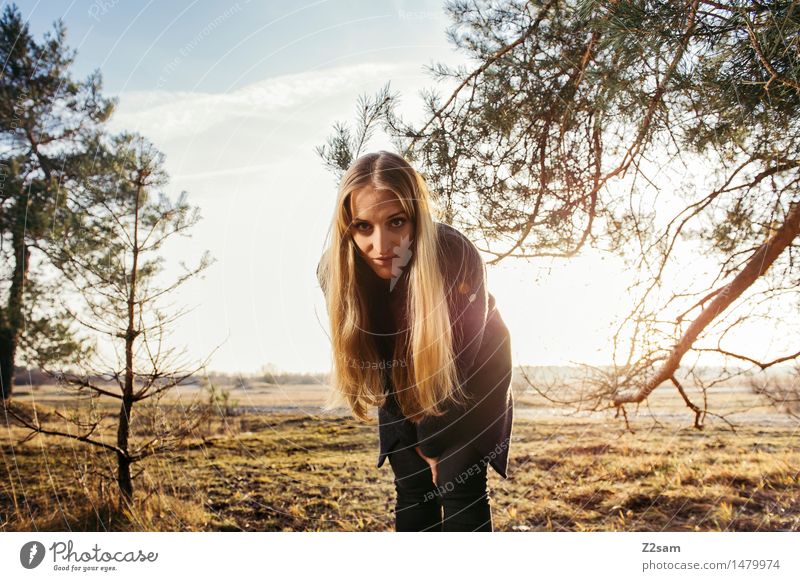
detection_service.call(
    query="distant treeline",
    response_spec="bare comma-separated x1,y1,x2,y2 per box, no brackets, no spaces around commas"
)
12,367,331,388
12,368,50,386
18,364,790,390
205,370,331,387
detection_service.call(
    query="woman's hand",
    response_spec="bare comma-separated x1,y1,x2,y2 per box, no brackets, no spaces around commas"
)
415,446,439,486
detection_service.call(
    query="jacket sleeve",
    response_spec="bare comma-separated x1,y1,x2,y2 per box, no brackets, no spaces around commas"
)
415,231,489,458
448,234,489,386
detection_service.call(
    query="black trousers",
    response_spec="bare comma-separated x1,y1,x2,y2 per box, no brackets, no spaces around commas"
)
387,438,493,532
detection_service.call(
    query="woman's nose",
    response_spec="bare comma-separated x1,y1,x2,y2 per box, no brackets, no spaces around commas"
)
373,229,394,255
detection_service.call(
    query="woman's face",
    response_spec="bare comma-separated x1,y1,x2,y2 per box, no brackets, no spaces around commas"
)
349,186,414,280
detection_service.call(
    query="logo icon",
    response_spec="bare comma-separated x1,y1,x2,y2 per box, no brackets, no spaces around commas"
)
20,541,46,569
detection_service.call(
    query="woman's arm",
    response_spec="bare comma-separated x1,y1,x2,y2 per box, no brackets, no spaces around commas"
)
448,233,489,385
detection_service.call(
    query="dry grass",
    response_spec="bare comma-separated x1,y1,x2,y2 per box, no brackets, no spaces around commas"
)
2,406,799,531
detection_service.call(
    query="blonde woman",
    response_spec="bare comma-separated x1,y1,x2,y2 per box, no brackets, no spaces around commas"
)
317,151,513,532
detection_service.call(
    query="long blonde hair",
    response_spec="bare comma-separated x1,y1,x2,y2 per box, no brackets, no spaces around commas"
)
318,151,466,423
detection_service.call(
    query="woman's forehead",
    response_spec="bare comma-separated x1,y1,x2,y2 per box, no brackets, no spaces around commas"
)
350,187,406,219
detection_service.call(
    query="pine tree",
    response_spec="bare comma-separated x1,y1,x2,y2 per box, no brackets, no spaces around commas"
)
7,132,214,507
319,0,800,425
0,4,114,399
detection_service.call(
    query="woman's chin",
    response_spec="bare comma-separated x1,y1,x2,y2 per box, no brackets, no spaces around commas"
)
372,265,393,279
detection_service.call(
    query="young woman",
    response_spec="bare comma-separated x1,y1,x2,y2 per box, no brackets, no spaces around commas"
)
317,150,514,532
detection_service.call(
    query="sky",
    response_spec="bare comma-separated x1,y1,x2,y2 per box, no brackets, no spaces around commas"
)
9,0,790,375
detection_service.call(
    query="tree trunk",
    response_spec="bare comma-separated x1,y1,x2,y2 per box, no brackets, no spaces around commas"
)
0,327,15,401
614,199,800,406
116,180,143,507
116,393,134,510
1,217,31,401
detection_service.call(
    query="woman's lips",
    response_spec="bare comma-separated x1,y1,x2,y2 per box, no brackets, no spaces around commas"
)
374,256,396,264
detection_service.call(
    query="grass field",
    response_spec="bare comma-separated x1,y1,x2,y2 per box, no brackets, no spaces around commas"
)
1,380,799,532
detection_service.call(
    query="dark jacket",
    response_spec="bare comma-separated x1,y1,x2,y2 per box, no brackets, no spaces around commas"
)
319,222,514,479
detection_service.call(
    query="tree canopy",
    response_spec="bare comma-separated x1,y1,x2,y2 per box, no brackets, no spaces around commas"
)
318,0,800,426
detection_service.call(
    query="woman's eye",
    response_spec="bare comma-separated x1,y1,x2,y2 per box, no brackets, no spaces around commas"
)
353,218,405,232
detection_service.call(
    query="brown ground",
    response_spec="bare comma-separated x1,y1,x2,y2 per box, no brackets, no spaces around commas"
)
1,380,798,531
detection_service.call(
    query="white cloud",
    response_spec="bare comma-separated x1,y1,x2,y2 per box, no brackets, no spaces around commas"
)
109,61,417,144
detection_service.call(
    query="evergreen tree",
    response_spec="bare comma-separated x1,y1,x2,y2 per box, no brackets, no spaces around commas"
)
7,132,214,507
319,0,800,425
0,4,113,399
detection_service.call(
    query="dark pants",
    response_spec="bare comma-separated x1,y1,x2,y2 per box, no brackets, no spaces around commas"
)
387,439,493,532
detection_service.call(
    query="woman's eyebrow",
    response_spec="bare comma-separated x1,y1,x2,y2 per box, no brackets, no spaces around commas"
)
353,212,406,223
